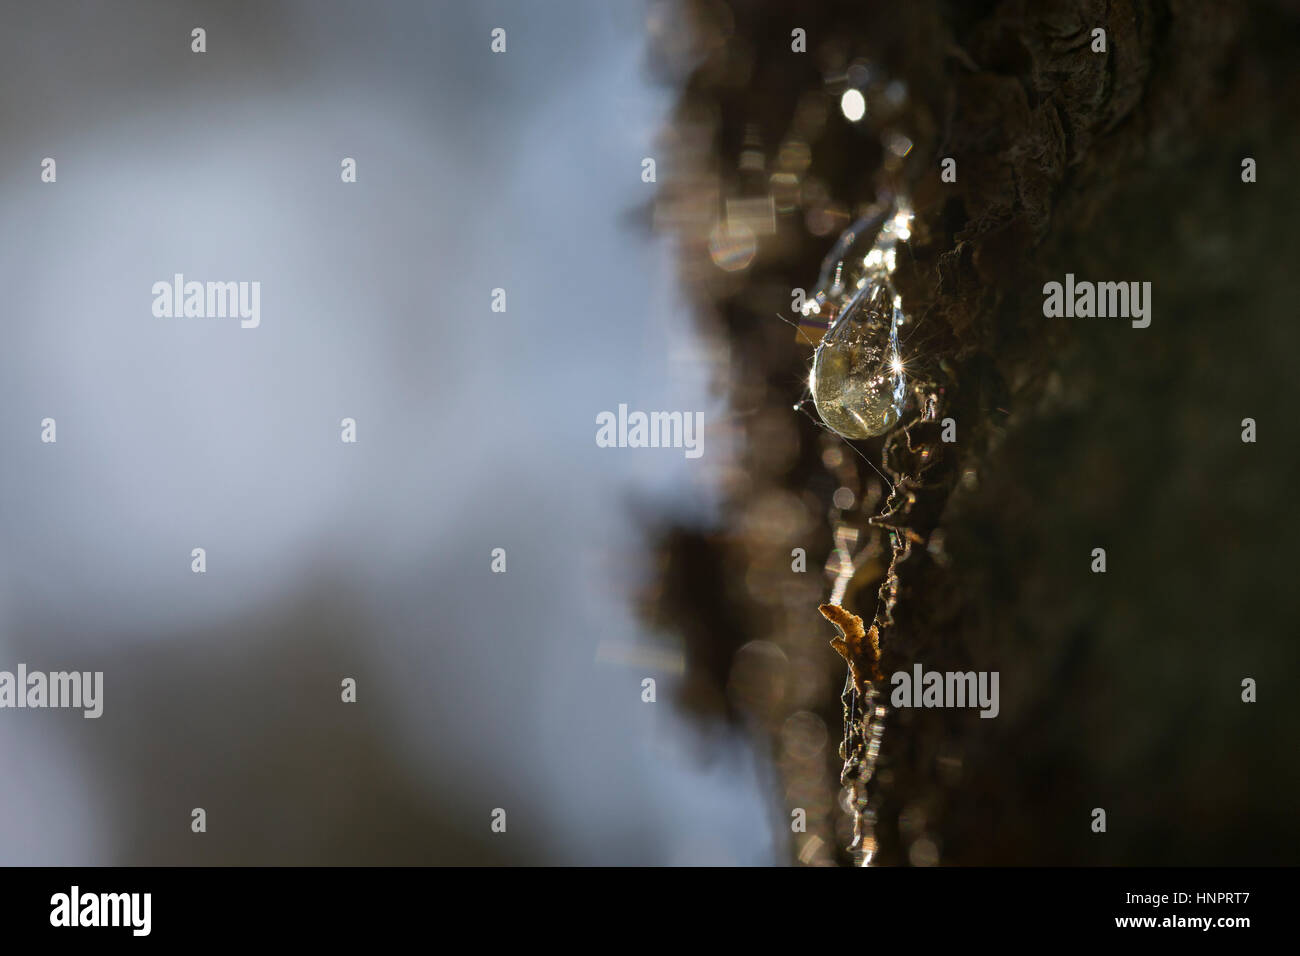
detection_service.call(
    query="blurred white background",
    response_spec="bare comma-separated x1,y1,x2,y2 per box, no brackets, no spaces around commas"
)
0,0,775,865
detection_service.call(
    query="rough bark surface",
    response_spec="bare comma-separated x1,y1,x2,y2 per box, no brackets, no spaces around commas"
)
651,0,1300,864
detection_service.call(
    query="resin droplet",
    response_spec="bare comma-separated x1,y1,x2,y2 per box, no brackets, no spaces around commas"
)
810,280,905,438
806,198,912,439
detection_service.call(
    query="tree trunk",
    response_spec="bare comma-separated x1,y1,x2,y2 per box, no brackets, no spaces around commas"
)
651,0,1300,865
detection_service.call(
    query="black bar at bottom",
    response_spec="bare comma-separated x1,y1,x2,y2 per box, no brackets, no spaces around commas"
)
0,865,1284,942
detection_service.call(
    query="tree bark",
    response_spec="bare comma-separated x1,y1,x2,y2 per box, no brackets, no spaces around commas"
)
652,0,1300,865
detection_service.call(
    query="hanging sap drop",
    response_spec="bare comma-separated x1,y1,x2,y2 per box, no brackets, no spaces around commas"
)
807,199,912,439
810,279,906,439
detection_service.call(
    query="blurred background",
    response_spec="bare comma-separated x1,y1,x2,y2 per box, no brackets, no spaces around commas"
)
0,0,775,865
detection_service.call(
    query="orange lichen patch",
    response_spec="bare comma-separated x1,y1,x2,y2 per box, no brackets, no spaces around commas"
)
819,603,883,694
